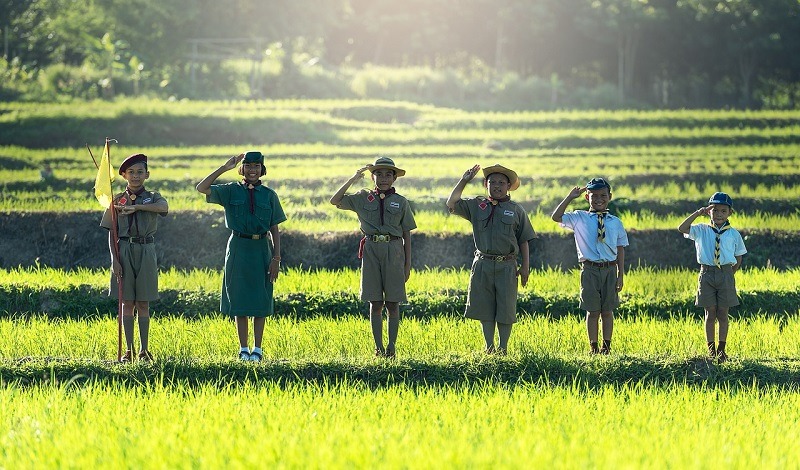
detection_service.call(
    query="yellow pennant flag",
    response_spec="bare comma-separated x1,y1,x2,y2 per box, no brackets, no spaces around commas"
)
94,140,115,208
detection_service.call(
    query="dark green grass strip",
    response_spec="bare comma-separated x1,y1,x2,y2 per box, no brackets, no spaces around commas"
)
2,287,798,321
2,356,799,390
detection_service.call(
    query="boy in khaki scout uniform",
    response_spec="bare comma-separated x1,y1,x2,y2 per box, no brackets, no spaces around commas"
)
196,151,286,362
100,153,169,363
330,156,416,358
551,178,628,355
446,164,535,354
678,192,746,363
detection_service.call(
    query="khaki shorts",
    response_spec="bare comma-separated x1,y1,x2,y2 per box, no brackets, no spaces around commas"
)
360,238,407,302
579,264,619,312
110,241,160,302
465,256,519,324
696,265,739,308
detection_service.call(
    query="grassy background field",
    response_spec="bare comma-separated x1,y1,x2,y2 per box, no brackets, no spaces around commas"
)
3,100,800,467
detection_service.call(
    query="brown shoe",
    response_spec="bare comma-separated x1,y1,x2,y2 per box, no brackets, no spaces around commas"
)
375,347,386,357
120,350,133,364
385,346,396,359
138,350,154,362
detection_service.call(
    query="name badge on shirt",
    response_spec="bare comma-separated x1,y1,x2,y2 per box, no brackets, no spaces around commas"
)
389,201,400,208
143,197,152,204
503,210,514,216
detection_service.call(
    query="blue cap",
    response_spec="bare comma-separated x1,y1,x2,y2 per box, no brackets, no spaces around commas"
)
708,192,733,208
586,177,611,192
243,151,264,164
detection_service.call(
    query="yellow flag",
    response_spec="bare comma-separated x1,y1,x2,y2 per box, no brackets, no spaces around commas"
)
94,141,115,207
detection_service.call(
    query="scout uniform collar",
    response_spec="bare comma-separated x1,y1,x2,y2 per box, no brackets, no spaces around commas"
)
241,179,263,214
484,195,511,227
371,187,396,225
124,186,146,202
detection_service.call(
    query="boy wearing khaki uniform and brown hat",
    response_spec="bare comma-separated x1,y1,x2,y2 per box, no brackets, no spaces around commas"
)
100,153,169,363
330,156,417,358
446,164,536,354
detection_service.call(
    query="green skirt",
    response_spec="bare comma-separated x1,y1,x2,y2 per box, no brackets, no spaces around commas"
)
220,234,275,317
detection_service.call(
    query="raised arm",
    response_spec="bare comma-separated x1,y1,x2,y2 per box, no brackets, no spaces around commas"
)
678,205,711,234
551,186,585,223
196,153,244,195
330,165,372,206
446,165,480,212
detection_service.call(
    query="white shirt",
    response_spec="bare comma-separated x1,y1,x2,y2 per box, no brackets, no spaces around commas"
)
685,224,747,266
560,211,629,262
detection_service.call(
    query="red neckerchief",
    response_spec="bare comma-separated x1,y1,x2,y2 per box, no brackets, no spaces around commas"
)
374,187,396,225
124,186,146,235
242,180,262,214
485,195,510,227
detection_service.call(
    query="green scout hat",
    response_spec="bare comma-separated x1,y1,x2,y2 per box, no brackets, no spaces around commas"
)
243,151,265,164
119,153,147,175
708,192,733,208
482,164,520,191
369,156,406,177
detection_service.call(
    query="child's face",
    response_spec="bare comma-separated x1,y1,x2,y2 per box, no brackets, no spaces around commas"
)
122,163,149,190
586,187,611,211
484,173,510,199
709,204,732,225
371,169,396,190
241,162,263,183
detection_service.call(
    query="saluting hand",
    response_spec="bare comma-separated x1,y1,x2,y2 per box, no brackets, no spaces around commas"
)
567,186,586,200
353,165,372,180
462,165,480,182
221,153,245,172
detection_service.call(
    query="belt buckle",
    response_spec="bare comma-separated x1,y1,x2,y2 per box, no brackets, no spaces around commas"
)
252,234,261,240
374,235,387,242
494,256,504,262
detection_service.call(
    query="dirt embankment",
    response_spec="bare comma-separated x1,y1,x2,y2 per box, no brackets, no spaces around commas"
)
1,212,797,270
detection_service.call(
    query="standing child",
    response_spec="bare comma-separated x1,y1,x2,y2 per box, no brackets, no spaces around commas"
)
446,164,535,354
678,192,746,362
551,178,628,355
196,151,286,362
100,153,169,363
330,156,416,358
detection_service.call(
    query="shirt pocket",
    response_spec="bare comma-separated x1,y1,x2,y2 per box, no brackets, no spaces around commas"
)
254,199,274,225
384,203,402,227
499,212,515,237
229,196,247,219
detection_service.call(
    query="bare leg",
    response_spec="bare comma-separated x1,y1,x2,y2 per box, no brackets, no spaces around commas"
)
121,301,136,352
370,301,385,353
717,306,729,342
481,321,496,352
704,307,717,343
253,317,266,349
135,301,150,352
385,301,400,356
497,323,512,353
235,316,249,348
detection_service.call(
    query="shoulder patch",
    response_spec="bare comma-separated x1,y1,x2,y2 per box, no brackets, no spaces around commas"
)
367,193,375,202
478,202,488,210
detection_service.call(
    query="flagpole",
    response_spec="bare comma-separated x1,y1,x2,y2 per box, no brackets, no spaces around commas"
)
89,138,123,362
107,138,123,362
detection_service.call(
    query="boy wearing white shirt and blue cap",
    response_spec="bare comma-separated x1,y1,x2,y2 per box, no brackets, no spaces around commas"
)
679,192,747,362
552,178,629,355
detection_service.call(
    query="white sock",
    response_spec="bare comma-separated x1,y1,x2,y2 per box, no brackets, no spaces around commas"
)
240,346,249,353
252,347,262,355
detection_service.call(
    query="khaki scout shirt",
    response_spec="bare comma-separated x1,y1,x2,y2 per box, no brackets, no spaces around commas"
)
100,189,168,237
337,189,417,237
452,197,535,255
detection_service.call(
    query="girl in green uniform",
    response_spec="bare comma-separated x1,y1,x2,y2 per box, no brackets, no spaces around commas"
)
196,151,286,361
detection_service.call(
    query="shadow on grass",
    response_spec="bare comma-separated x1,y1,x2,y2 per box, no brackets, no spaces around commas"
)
2,355,799,390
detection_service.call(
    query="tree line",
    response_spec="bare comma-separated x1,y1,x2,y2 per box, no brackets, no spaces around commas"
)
1,0,799,108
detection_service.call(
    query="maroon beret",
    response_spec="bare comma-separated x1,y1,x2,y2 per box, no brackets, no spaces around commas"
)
119,153,148,175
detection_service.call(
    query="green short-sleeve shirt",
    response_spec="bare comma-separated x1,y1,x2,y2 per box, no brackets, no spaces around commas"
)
207,182,287,233
452,197,535,255
337,189,416,236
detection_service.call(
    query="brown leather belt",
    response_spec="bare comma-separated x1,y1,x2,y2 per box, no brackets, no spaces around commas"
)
368,234,402,242
120,236,154,244
476,251,516,262
582,260,617,268
232,231,269,240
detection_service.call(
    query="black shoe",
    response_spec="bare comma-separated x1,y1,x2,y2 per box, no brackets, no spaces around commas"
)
385,346,396,359
717,350,728,363
238,350,250,361
375,347,386,357
138,350,154,362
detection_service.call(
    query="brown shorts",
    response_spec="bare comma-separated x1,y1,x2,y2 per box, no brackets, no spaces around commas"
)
360,238,407,302
696,265,739,308
464,256,519,324
579,263,619,312
110,241,160,302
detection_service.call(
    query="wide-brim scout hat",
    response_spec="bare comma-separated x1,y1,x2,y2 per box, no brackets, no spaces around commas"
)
482,164,520,191
708,191,733,208
368,156,406,177
586,177,612,192
243,151,265,164
119,153,147,175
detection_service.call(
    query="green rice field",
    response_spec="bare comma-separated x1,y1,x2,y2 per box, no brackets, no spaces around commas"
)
2,100,800,467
